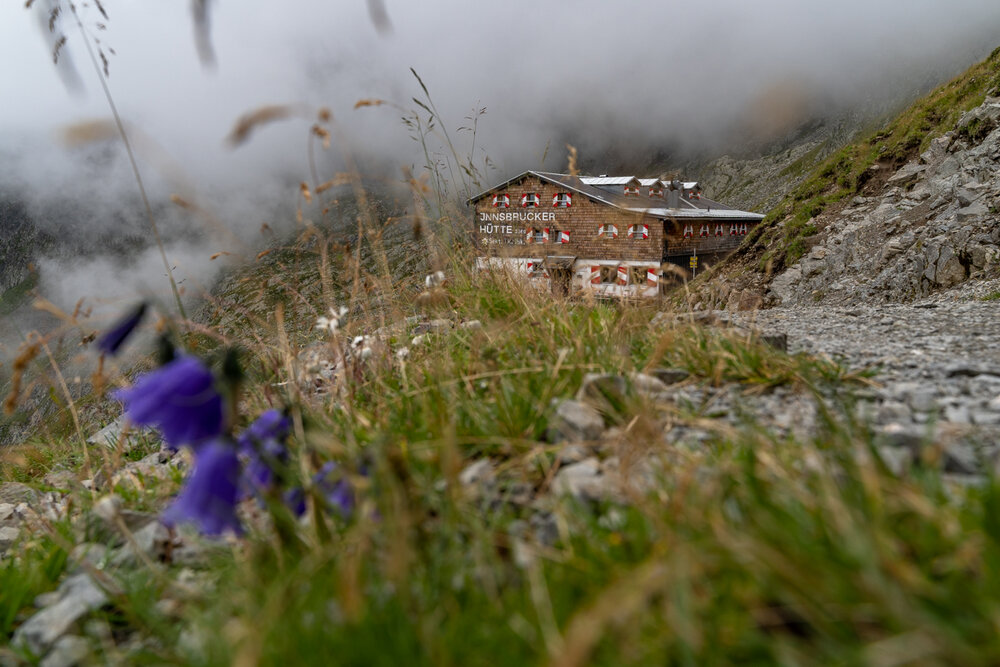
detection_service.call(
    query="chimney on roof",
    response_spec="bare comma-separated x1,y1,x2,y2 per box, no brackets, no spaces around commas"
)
667,179,681,209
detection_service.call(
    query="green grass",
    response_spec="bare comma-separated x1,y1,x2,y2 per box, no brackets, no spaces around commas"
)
0,273,37,318
4,230,1000,665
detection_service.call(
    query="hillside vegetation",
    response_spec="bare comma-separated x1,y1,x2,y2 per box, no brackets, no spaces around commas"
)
7,48,1000,667
740,45,1000,274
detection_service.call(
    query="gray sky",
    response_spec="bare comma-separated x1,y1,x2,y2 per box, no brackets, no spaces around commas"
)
2,0,1000,315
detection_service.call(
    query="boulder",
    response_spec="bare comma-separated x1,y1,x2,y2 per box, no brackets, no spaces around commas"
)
548,399,605,443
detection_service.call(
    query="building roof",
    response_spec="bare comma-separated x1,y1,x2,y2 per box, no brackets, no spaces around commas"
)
579,176,639,186
467,171,764,221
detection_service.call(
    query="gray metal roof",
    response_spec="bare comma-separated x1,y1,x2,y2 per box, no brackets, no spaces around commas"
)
631,207,764,220
466,170,762,221
580,176,639,186
639,178,665,187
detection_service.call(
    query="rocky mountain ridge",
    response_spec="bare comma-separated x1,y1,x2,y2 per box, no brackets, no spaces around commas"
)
766,96,1000,307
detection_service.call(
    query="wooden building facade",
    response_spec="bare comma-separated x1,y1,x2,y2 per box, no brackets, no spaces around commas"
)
468,171,764,297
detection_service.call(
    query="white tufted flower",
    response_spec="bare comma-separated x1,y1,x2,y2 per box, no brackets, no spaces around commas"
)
316,306,349,334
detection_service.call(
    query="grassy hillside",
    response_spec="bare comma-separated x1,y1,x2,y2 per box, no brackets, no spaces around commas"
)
742,45,1000,272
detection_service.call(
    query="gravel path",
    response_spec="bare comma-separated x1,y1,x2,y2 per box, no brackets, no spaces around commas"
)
731,282,1000,477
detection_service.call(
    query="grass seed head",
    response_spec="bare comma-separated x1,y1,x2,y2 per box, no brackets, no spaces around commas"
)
227,105,295,147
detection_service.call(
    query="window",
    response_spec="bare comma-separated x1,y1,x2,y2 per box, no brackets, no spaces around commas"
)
628,224,649,239
623,185,640,196
649,187,664,198
553,192,572,207
527,228,547,244
599,266,617,284
521,193,540,208
699,225,710,237
598,223,618,239
491,193,510,208
527,261,546,277
628,267,647,285
687,189,702,200
683,225,694,238
557,230,570,244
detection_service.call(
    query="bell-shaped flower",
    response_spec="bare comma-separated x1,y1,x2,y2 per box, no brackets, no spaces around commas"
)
283,461,355,518
114,356,223,450
162,438,243,536
96,302,148,356
237,409,292,495
314,461,354,518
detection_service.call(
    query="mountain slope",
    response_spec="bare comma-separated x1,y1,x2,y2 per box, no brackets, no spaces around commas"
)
705,45,1000,307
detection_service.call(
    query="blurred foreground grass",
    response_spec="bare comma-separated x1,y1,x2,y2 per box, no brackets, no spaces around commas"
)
4,232,998,665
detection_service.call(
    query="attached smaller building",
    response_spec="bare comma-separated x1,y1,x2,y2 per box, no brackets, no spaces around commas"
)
468,171,764,296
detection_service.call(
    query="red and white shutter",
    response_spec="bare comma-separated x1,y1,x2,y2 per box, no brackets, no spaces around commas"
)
553,193,572,208
641,223,649,239
598,224,605,238
526,228,534,244
609,224,618,239
627,225,635,239
715,224,724,237
559,230,570,243
521,193,528,207
699,225,709,237
526,261,534,274
616,265,628,285
491,194,510,208
739,223,748,235
729,224,738,236
646,268,658,287
590,266,601,285
683,225,694,238
542,228,550,242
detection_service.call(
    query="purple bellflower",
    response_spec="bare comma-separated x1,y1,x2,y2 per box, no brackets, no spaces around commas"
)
162,439,243,536
238,409,292,496
96,302,148,356
114,356,223,450
314,461,355,518
283,462,355,518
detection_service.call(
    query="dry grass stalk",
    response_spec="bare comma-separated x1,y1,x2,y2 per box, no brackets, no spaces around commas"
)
566,144,579,177
300,182,313,203
366,0,392,34
311,124,331,149
315,174,353,194
60,119,118,147
353,99,386,110
227,105,296,147
3,339,41,415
